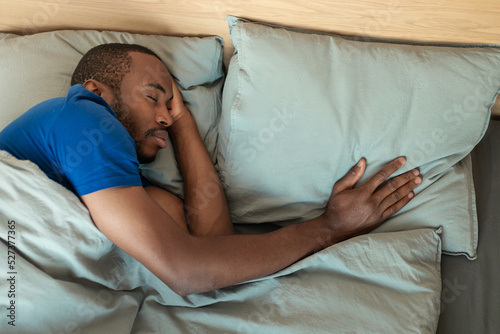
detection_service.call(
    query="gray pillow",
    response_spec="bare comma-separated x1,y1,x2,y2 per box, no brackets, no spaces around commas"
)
217,16,500,258
0,30,225,197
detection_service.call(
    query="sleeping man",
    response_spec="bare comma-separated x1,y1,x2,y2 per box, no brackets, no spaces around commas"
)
0,43,422,296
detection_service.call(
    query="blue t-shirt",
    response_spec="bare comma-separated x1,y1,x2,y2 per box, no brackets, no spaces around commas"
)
0,84,145,196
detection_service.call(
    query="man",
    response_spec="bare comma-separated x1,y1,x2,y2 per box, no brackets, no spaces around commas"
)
0,44,422,296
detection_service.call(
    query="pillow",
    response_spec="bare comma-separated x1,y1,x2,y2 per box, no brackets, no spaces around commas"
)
0,30,225,198
217,16,500,258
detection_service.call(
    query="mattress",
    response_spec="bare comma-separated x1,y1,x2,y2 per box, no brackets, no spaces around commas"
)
437,119,500,333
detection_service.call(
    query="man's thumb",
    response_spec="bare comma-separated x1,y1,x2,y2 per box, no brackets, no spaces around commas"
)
332,158,366,194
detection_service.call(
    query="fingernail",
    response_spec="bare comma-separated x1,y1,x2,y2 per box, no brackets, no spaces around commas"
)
414,177,422,185
357,158,364,167
399,157,406,165
412,169,420,176
408,192,414,199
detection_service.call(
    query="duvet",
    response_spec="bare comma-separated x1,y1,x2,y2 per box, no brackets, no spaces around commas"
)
0,150,442,333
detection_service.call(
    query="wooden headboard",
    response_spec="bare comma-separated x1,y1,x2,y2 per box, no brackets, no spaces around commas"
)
1,0,499,115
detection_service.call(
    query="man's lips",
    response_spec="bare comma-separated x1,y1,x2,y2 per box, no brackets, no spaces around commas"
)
152,131,169,148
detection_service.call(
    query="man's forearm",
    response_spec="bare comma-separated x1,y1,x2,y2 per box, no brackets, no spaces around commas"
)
161,215,336,296
168,112,233,236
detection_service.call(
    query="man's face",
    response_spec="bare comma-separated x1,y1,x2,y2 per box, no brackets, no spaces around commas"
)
112,52,174,164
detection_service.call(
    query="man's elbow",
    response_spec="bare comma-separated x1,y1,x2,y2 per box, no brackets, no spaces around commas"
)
159,257,223,296
170,284,191,297
167,273,220,297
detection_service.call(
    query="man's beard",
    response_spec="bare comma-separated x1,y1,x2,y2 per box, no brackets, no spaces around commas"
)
110,96,156,164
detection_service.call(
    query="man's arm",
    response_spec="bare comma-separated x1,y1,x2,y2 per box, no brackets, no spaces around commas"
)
81,157,421,296
165,81,233,236
144,185,188,232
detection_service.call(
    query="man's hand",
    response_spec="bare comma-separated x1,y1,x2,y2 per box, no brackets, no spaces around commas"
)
167,78,190,127
322,157,421,243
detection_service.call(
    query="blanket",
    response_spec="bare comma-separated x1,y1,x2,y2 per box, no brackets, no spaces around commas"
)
0,151,442,333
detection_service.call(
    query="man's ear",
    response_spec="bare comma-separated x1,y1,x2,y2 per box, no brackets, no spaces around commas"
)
82,79,104,96
82,79,116,105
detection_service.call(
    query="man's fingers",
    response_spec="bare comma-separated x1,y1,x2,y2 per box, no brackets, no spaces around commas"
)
332,158,366,195
375,168,420,201
364,157,407,193
370,159,422,222
171,78,183,103
379,173,421,211
380,180,419,221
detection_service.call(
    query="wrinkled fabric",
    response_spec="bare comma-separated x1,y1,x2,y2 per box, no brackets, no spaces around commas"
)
0,152,441,333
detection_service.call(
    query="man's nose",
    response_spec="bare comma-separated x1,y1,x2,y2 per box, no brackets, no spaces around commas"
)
156,106,174,127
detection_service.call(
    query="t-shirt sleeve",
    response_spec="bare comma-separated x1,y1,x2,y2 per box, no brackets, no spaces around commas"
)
49,100,142,196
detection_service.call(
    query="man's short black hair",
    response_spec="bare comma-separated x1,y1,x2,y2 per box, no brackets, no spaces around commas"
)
71,43,162,93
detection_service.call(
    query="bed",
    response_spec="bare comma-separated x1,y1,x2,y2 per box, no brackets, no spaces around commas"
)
0,1,499,333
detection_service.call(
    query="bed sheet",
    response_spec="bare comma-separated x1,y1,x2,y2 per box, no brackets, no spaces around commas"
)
0,148,442,333
437,119,500,333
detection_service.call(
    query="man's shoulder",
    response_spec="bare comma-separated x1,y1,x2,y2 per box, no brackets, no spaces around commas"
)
47,85,129,145
60,85,117,121
1,85,116,134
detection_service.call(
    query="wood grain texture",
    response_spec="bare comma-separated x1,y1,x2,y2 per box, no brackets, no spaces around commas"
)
0,0,499,114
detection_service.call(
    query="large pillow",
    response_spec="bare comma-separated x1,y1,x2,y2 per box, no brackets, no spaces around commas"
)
217,16,500,258
0,30,225,197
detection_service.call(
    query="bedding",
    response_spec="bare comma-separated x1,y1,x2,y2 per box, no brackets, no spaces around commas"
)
217,16,500,259
0,30,225,198
0,150,442,333
0,21,497,333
